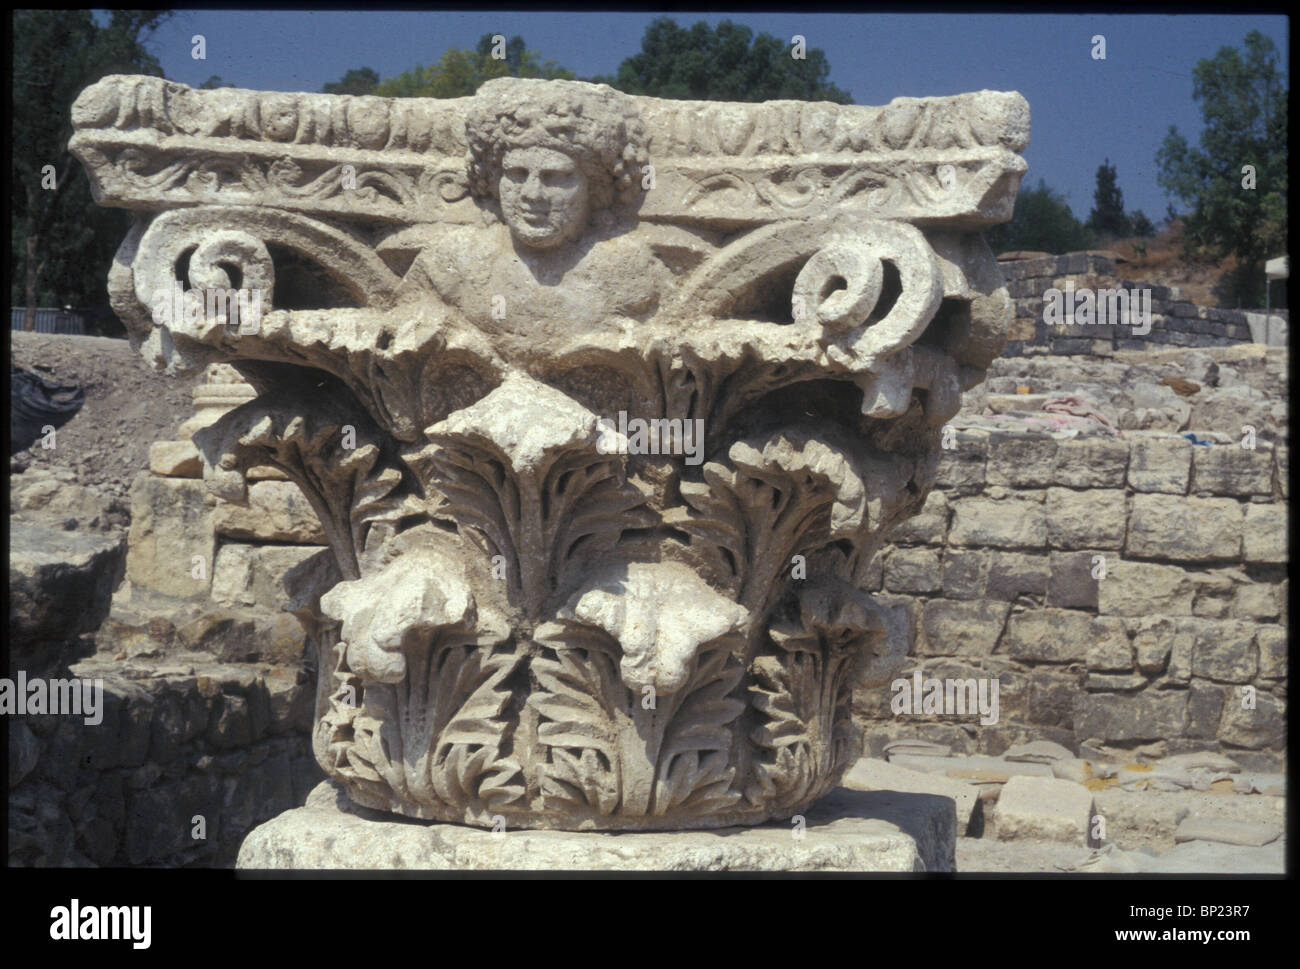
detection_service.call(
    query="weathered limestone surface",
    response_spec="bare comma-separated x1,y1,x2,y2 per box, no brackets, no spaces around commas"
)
9,521,126,672
994,775,1094,844
74,75,1027,831
853,346,1288,772
237,780,954,870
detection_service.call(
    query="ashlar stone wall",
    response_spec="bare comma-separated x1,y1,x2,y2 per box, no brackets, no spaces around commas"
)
853,391,1288,771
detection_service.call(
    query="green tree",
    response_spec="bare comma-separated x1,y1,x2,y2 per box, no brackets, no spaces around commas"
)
1087,158,1132,239
986,179,1095,255
603,17,852,103
1157,30,1287,306
199,75,233,89
322,67,379,96
1131,210,1156,238
12,10,171,333
372,34,573,99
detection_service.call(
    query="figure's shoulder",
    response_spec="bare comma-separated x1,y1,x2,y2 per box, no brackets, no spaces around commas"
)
585,222,664,269
428,222,505,259
399,223,507,300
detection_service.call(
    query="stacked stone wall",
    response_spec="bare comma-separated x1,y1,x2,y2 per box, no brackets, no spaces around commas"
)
999,252,1289,356
854,423,1288,771
9,365,329,867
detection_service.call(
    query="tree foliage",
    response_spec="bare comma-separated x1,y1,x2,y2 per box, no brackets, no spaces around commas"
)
322,67,379,95
353,34,574,100
986,179,1095,256
1157,30,1288,306
1130,210,1156,238
12,10,172,332
602,17,852,103
1087,158,1132,239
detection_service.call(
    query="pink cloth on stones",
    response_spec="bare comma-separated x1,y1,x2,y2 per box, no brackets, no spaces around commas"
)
1041,394,1122,437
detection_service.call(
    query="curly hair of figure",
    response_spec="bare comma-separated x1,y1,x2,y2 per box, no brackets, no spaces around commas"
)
465,78,649,211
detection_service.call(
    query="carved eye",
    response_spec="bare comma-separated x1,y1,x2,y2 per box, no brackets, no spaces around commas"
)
541,170,576,187
505,167,527,182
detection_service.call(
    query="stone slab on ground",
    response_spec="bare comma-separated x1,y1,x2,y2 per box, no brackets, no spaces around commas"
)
1092,789,1286,851
957,838,1112,873
1174,817,1282,846
1235,773,1285,796
1003,740,1075,764
889,754,1054,783
9,520,126,669
1140,840,1285,874
237,781,956,871
843,757,982,835
995,775,1094,844
956,838,1286,874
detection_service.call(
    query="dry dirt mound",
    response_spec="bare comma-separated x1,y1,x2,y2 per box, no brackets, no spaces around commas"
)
10,332,198,499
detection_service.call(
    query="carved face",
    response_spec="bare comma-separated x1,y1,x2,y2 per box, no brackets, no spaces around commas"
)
498,146,590,250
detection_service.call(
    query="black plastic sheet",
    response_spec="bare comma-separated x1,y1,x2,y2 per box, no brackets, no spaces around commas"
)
10,367,84,454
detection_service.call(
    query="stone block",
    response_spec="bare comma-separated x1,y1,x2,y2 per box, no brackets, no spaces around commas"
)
1242,504,1287,563
888,491,947,545
985,551,1047,601
883,547,942,594
1046,550,1100,609
1006,608,1092,662
1192,445,1273,496
125,474,215,598
1218,690,1284,749
1053,437,1128,488
1232,581,1280,620
842,758,981,836
941,549,987,599
917,599,1009,656
995,775,1093,844
1189,620,1257,683
1185,681,1225,739
1086,617,1132,671
9,522,127,664
885,755,1053,783
148,440,202,477
1174,817,1282,847
1126,494,1241,562
949,495,1046,549
1255,625,1286,680
1072,692,1187,742
211,544,332,610
1128,435,1191,494
986,433,1058,487
934,432,987,493
1045,488,1126,549
212,480,326,543
1130,616,1175,673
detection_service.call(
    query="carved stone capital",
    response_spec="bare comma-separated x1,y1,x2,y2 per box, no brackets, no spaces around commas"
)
74,76,1027,830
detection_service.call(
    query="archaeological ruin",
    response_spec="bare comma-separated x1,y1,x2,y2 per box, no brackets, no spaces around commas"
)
7,71,1285,873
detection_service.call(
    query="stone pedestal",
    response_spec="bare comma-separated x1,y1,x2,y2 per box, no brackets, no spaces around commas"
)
237,781,955,871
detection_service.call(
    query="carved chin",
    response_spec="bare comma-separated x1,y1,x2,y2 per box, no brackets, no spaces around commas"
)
509,222,569,249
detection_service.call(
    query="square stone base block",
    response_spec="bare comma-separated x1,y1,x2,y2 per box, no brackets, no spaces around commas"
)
237,781,955,871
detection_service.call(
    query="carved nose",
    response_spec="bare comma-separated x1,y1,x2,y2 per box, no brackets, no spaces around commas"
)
522,174,545,200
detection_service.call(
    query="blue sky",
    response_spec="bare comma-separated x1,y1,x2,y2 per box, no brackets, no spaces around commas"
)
127,10,1288,223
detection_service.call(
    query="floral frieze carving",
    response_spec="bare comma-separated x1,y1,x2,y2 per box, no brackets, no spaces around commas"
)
73,75,1028,830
